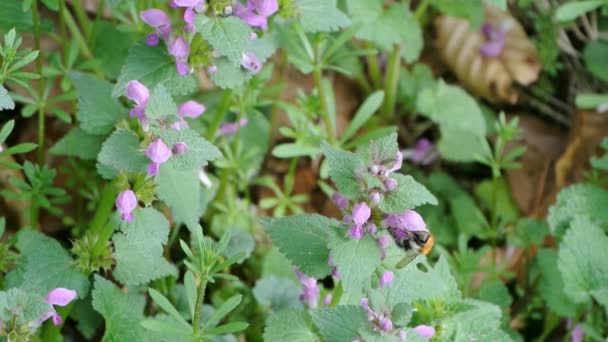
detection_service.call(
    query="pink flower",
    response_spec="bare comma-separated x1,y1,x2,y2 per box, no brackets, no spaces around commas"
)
171,100,206,129
349,202,371,239
126,81,150,129
173,0,206,31
332,192,349,210
32,288,77,327
116,190,137,222
241,52,262,73
379,271,394,288
479,21,510,57
360,297,394,333
140,9,172,46
207,64,218,74
169,37,191,76
403,138,437,165
383,210,427,232
172,142,188,154
234,0,278,30
294,269,319,308
567,320,584,342
218,118,248,136
323,294,332,306
413,325,435,339
146,139,172,175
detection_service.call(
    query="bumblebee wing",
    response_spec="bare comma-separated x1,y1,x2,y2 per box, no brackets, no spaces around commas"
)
396,252,419,269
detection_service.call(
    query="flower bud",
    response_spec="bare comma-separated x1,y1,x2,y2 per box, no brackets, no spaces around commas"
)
370,191,381,205
379,316,393,332
116,190,137,222
172,142,188,154
384,178,398,191
379,271,394,288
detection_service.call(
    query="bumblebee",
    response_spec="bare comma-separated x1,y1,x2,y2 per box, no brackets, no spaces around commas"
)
390,229,435,269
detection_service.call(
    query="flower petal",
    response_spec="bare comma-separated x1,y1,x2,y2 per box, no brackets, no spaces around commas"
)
413,325,435,339
126,80,150,106
46,288,77,306
140,9,171,28
169,37,190,58
178,100,206,118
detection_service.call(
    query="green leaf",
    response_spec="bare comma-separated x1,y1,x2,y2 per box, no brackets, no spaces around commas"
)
296,0,351,32
321,143,365,199
197,16,251,66
0,119,14,143
141,314,192,338
474,177,519,225
558,215,608,305
253,276,302,311
341,91,384,144
97,129,149,175
11,230,89,297
158,128,222,170
70,72,125,135
477,280,512,308
536,248,578,317
92,21,136,79
416,81,487,162
265,214,336,278
92,275,150,342
207,322,249,335
1,142,37,155
0,84,15,110
203,294,242,329
113,42,191,98
430,0,484,28
148,288,191,330
379,174,438,213
146,84,177,120
450,194,490,237
392,256,461,303
554,0,604,22
224,227,255,263
446,299,510,341
509,218,547,247
50,127,105,160
330,235,382,297
547,183,608,238
0,289,50,327
113,208,178,286
311,305,368,342
264,309,319,342
155,166,202,232
583,40,608,82
71,299,102,339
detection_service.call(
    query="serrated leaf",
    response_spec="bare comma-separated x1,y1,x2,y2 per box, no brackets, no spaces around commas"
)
477,280,512,308
70,72,125,135
253,277,302,312
92,21,136,79
296,0,350,32
158,128,222,170
50,127,105,160
113,42,187,98
71,299,102,339
113,208,178,286
0,289,50,327
97,129,149,175
536,248,577,317
558,215,608,305
197,16,251,66
391,256,461,303
92,275,150,342
155,166,202,231
0,84,15,110
265,214,336,278
264,309,318,342
146,84,177,120
379,174,438,213
224,227,255,263
330,235,382,297
547,183,608,238
509,218,547,247
311,305,368,342
321,143,365,199
11,230,89,298
446,299,511,341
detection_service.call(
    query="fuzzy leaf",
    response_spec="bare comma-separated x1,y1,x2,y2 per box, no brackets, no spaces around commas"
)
296,0,350,32
50,127,105,160
558,215,608,305
253,277,302,312
159,128,222,171
265,214,337,278
197,16,252,66
391,256,461,303
547,183,608,238
70,72,125,135
379,174,438,213
146,84,177,120
311,305,368,342
330,235,382,297
0,84,15,110
92,21,136,79
97,129,149,174
92,275,150,342
155,166,202,231
321,143,365,199
0,289,50,327
264,309,318,342
12,230,89,298
536,248,577,317
113,208,178,286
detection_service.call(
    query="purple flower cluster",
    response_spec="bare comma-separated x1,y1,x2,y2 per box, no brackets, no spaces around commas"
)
30,288,77,328
234,0,279,30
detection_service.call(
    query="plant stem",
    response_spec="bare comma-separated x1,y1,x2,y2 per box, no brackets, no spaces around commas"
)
381,45,401,119
206,89,232,141
62,6,104,79
191,276,208,340
313,37,337,145
70,0,91,38
414,0,431,22
366,52,382,89
490,175,499,269
40,303,74,341
89,183,119,257
31,0,44,166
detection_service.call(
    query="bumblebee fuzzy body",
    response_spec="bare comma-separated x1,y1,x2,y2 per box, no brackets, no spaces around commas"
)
390,229,435,268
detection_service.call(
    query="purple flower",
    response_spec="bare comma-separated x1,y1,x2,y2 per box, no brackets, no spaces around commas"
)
332,192,349,210
479,22,510,57
295,269,319,308
169,37,191,76
567,320,584,342
218,118,248,136
323,294,332,306
171,100,207,130
379,316,393,332
386,150,403,174
207,64,218,74
383,210,427,232
172,142,188,154
370,191,381,205
126,80,150,128
413,325,435,339
403,138,437,165
116,190,137,222
234,0,279,30
377,235,391,259
360,297,394,333
349,202,371,240
0,145,3,153
146,139,172,175
249,31,258,40
384,178,398,191
173,0,206,31
241,52,262,73
379,271,394,288
328,255,340,279
32,288,77,327
140,9,171,46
